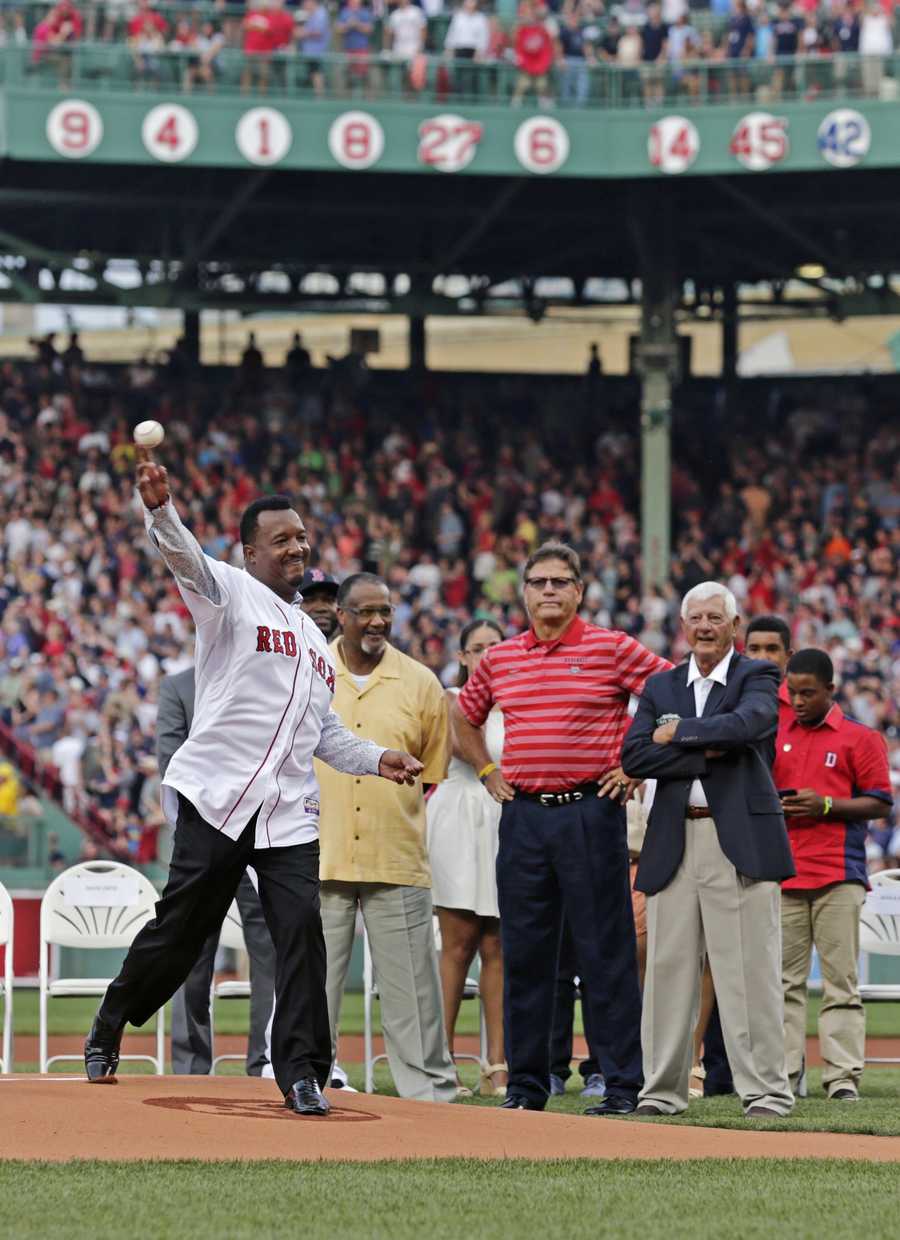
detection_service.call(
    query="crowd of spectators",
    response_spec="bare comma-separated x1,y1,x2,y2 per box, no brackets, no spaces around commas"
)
3,0,899,104
0,332,898,870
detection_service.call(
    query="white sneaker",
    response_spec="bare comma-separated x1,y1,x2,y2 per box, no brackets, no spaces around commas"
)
261,1063,275,1080
330,1062,358,1092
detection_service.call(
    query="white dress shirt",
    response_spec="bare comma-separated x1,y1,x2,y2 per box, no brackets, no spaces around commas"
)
686,646,734,810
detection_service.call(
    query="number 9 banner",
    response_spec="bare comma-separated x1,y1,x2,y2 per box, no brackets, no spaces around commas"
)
46,99,104,159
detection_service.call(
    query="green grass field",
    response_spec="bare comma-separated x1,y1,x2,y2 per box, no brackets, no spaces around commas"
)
0,1158,897,1240
11,988,900,1039
6,989,900,1239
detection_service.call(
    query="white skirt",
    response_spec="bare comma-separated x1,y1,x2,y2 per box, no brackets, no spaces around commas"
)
426,776,501,919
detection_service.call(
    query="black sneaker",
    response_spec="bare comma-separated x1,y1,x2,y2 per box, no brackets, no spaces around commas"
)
84,1014,124,1084
285,1078,331,1116
585,1095,637,1116
500,1094,544,1111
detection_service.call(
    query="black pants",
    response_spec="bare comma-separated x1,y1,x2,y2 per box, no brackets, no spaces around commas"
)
100,795,331,1095
498,794,643,1107
170,872,276,1076
549,918,601,1083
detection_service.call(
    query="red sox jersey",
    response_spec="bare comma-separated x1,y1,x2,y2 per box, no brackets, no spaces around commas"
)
145,499,384,848
774,701,892,889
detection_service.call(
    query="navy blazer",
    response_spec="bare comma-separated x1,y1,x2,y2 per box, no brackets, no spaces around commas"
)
621,652,796,895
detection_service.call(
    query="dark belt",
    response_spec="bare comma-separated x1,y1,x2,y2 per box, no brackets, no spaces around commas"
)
685,806,714,819
515,782,600,808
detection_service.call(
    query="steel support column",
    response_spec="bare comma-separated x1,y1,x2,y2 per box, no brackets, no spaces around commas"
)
633,203,677,591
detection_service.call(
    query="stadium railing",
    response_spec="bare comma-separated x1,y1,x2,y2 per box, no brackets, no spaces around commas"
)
3,42,899,108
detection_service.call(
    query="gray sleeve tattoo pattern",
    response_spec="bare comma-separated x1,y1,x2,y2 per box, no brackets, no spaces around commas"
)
143,498,223,604
314,710,384,775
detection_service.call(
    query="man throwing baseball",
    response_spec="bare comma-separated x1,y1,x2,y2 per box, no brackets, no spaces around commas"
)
84,449,423,1116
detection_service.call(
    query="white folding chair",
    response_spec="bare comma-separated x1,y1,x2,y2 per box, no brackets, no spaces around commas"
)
210,901,252,1075
0,879,13,1074
39,860,165,1074
859,868,900,1065
362,917,487,1094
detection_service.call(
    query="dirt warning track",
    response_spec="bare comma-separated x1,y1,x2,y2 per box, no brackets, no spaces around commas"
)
1,1075,899,1164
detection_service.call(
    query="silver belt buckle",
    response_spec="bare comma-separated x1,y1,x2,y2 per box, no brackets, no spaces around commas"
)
572,791,583,803
540,793,555,807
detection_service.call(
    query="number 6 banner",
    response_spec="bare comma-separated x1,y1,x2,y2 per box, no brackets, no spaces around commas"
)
514,117,570,175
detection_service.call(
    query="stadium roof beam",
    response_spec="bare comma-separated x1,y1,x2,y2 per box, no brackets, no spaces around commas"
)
170,170,271,301
429,178,526,276
711,178,844,280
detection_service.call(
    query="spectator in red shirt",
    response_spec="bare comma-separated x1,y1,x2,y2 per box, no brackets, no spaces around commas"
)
512,0,558,107
128,0,168,87
242,2,276,93
37,0,83,86
775,648,893,1102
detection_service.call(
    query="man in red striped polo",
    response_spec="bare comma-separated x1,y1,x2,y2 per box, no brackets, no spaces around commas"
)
452,541,670,1113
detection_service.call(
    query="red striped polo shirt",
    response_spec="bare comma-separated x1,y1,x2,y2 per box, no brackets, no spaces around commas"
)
458,616,671,793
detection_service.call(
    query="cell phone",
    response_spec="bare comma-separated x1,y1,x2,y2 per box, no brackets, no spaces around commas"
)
777,789,797,798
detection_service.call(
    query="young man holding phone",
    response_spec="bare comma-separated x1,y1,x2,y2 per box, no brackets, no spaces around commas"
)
774,648,893,1102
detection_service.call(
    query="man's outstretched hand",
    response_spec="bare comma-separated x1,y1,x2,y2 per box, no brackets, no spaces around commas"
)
378,750,424,786
136,446,170,510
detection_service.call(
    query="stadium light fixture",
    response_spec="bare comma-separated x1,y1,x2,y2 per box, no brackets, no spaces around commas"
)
795,264,826,280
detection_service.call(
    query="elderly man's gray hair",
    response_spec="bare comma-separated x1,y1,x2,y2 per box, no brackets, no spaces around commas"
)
680,581,738,622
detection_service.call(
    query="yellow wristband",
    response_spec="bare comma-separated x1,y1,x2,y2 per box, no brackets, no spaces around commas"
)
478,762,497,782
823,796,833,817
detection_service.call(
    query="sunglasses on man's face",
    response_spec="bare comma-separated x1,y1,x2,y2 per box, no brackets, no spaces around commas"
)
524,576,577,591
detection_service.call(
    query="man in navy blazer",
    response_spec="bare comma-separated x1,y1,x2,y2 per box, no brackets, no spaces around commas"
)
621,582,794,1118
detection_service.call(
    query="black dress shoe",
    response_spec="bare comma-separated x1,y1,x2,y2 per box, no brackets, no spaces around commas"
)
84,1015,124,1084
500,1094,544,1111
584,1096,637,1116
745,1106,781,1118
285,1078,331,1116
829,1089,859,1102
635,1104,666,1116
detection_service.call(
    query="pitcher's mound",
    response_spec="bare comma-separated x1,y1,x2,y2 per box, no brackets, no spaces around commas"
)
1,1075,897,1163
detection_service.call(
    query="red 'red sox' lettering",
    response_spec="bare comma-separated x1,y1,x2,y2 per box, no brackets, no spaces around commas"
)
256,626,299,658
255,627,331,688
308,645,336,692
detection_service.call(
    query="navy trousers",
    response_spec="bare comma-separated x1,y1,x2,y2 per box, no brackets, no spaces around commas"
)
549,919,601,1083
702,1000,735,1096
498,794,643,1107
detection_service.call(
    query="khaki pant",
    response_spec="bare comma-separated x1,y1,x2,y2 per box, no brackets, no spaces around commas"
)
640,816,793,1116
321,880,457,1103
782,882,866,1097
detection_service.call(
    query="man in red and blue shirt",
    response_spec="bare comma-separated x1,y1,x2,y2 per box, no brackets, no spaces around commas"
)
774,647,893,1101
453,540,670,1114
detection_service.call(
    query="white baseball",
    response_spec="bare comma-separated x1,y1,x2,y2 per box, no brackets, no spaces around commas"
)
133,420,165,448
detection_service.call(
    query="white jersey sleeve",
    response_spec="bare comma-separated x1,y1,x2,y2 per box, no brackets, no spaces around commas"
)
142,496,238,626
314,708,385,775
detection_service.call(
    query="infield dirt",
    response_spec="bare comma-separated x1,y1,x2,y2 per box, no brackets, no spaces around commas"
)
2,1075,900,1164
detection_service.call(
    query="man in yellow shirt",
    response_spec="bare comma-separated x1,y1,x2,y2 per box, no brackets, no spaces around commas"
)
317,573,457,1102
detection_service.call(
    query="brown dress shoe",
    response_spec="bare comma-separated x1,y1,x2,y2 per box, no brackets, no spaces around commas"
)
635,1104,666,1116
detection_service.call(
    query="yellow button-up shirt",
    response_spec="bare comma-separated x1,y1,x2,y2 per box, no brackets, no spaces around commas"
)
317,639,450,887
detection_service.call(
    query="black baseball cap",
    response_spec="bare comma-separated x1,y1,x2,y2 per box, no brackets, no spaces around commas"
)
300,568,339,596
